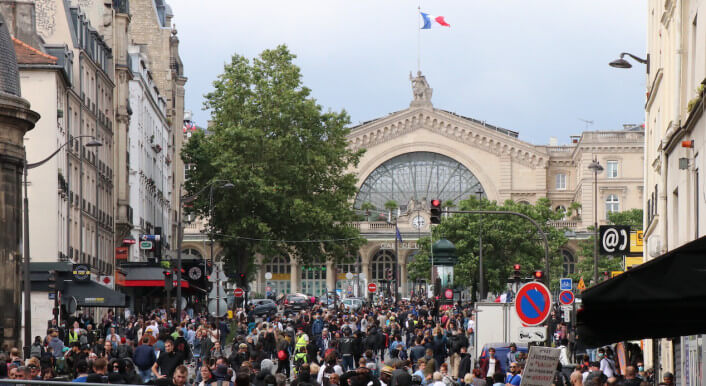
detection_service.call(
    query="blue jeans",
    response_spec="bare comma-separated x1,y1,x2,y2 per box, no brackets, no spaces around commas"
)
342,354,354,372
137,368,153,383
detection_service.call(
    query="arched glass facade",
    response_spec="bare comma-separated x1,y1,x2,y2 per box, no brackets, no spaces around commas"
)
354,152,485,213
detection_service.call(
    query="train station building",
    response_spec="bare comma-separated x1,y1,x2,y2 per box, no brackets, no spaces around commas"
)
182,72,645,298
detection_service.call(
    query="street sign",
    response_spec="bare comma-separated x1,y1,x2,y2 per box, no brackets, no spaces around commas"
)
264,272,272,280
444,288,453,299
559,290,574,305
122,238,136,245
559,278,572,291
560,305,572,322
577,278,586,292
139,241,153,250
72,264,90,282
517,326,547,343
265,286,272,293
515,282,552,326
599,225,630,254
345,272,353,280
209,285,227,299
367,283,377,293
140,234,161,242
233,288,244,298
520,346,561,386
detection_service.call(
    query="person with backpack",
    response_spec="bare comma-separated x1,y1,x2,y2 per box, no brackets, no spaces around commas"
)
30,336,44,359
317,353,340,386
340,327,355,372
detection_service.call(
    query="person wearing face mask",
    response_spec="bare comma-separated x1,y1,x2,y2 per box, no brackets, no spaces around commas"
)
635,363,646,381
598,348,616,378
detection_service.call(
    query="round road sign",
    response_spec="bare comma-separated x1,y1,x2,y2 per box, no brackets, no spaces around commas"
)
444,289,453,299
233,288,244,298
367,283,377,293
514,282,552,326
265,272,272,280
559,290,575,305
265,286,272,293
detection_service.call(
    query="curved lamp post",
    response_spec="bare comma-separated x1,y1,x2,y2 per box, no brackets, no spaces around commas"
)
609,52,649,73
23,135,101,356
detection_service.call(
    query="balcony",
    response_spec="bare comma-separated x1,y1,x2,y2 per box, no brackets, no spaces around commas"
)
548,219,579,230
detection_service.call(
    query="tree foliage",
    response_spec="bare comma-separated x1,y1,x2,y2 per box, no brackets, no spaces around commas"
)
573,209,644,284
181,45,366,280
407,197,568,298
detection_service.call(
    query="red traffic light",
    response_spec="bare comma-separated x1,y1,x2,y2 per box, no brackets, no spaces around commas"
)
163,270,172,277
431,199,441,208
533,270,544,280
513,264,521,271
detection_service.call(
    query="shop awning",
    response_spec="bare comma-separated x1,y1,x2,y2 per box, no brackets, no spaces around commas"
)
121,266,189,288
577,236,706,347
61,281,126,307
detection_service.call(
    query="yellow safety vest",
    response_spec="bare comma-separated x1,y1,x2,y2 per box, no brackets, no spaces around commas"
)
68,330,78,343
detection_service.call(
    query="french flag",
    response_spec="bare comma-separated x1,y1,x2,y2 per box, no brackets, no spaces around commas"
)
420,12,450,29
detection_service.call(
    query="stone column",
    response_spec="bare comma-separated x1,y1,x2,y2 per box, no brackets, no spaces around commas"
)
326,260,336,292
360,248,371,288
290,258,299,293
0,11,40,350
399,250,410,297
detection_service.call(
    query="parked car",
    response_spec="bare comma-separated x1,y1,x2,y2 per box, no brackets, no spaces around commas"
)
251,299,277,317
341,298,363,311
249,298,274,307
284,294,309,313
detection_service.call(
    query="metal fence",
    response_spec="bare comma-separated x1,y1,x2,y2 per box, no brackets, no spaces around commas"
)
1,380,143,386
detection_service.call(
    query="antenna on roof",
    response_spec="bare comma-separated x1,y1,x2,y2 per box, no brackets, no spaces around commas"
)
578,118,594,130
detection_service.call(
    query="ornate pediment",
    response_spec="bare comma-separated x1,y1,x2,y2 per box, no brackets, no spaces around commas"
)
348,107,549,169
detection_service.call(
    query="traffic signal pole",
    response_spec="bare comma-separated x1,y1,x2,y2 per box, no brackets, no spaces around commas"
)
442,210,551,284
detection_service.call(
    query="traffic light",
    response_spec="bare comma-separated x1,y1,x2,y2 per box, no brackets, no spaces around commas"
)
533,270,544,282
238,273,246,286
386,268,393,280
48,270,57,291
513,264,521,282
430,199,442,224
163,270,173,290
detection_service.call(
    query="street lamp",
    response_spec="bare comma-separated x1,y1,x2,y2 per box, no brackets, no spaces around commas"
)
23,135,101,357
175,180,233,321
609,52,649,72
476,188,484,301
588,159,604,285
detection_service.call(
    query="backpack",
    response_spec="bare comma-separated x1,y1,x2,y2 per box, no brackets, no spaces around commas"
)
30,344,42,358
321,364,336,386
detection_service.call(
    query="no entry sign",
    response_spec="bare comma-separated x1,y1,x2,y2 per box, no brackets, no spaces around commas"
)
367,283,377,293
515,282,552,326
559,290,575,305
233,288,244,298
444,289,453,299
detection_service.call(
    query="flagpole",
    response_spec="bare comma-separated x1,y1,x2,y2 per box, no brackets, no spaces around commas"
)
417,1,421,73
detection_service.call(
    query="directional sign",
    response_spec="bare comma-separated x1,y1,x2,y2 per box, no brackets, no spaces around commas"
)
599,225,630,254
517,326,547,343
139,241,153,250
233,288,244,298
559,278,572,291
367,283,377,293
141,234,161,242
515,282,552,326
559,290,574,305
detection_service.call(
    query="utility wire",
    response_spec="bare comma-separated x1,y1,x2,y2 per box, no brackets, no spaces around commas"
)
214,234,361,243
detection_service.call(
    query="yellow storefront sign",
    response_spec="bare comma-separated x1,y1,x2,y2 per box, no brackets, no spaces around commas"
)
611,271,623,278
629,230,643,253
625,256,643,270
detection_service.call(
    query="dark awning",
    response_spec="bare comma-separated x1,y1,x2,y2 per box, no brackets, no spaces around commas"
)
121,267,189,288
577,236,706,347
61,281,126,307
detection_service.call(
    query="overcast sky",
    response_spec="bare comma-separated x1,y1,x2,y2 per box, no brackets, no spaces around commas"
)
168,0,646,145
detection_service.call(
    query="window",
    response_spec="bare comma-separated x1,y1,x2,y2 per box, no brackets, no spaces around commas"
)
605,194,620,216
371,249,395,281
562,250,575,276
555,174,567,190
266,256,291,275
606,161,618,179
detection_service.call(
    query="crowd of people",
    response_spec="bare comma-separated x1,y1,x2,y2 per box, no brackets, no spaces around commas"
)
0,297,656,386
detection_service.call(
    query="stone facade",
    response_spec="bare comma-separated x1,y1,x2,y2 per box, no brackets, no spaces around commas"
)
0,10,39,351
643,0,706,377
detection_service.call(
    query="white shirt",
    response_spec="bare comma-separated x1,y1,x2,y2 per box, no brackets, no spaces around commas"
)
600,357,616,378
487,357,497,377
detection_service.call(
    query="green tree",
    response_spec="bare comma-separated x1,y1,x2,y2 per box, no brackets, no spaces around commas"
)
573,209,643,284
407,197,568,298
182,45,366,281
